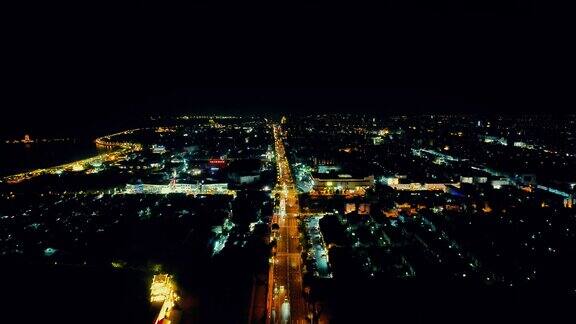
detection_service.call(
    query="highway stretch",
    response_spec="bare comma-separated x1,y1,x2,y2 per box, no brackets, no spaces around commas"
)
267,124,308,324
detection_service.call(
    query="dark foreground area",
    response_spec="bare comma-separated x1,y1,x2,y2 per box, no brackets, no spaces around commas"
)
318,277,576,324
4,262,572,324
1,262,150,324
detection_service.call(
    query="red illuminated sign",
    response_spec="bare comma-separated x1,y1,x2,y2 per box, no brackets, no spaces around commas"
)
209,159,226,164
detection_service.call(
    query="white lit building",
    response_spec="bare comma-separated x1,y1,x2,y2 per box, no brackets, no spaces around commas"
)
312,174,374,195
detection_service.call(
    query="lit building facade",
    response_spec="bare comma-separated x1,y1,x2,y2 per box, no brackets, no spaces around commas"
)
312,174,374,195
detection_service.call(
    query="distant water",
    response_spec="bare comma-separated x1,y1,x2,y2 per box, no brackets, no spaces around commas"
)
0,140,104,176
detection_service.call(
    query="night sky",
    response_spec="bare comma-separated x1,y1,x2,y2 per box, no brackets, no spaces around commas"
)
2,1,573,135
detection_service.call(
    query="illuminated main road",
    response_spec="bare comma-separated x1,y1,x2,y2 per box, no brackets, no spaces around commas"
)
267,124,308,324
